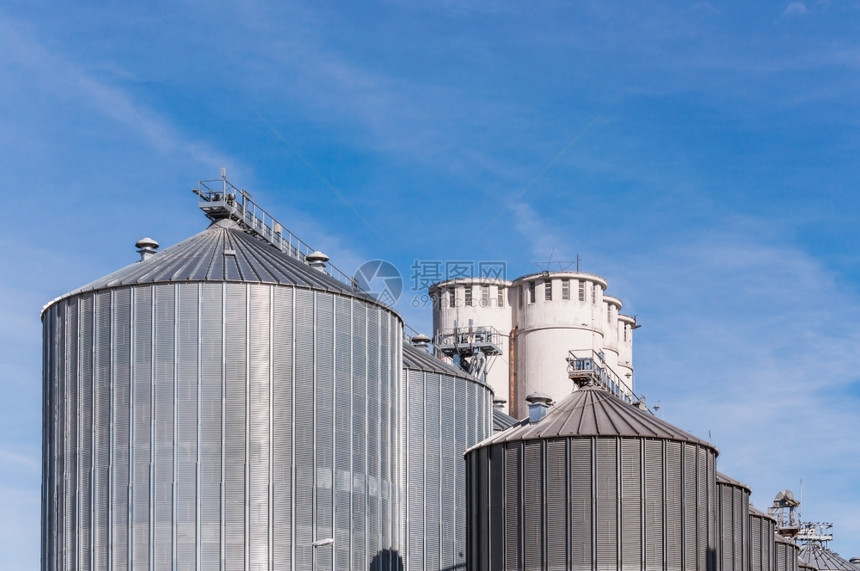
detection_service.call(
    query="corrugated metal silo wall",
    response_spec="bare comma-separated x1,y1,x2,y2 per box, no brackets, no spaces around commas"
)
717,481,750,571
466,436,718,571
403,366,492,571
774,540,799,571
42,283,403,570
750,512,777,571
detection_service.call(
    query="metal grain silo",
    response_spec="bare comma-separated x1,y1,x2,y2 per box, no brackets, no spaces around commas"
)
716,471,751,571
402,342,493,571
41,216,404,570
800,560,819,571
750,506,777,571
800,543,857,571
465,383,718,571
775,536,800,571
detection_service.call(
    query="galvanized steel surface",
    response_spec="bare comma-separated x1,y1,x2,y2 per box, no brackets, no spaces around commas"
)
402,344,493,571
775,536,800,571
750,506,778,571
717,471,751,571
42,282,403,570
492,407,519,433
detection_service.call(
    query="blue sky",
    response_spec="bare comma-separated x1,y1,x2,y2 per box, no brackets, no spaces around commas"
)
2,0,860,566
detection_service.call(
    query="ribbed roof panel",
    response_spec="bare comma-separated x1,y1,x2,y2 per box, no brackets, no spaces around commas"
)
402,344,486,384
47,219,376,309
470,386,717,452
800,543,856,570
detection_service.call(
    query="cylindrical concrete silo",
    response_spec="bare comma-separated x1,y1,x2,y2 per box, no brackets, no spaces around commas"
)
800,543,857,571
775,536,800,571
430,278,512,411
402,342,493,571
465,383,718,571
42,218,404,570
716,471,751,571
510,272,636,417
750,506,777,571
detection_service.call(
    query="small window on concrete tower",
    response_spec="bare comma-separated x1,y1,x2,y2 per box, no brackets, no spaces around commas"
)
528,281,535,303
544,280,552,301
561,279,570,300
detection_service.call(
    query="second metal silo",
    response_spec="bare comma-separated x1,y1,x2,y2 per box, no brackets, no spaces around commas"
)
775,535,800,571
402,341,493,571
750,505,777,571
465,378,719,571
716,471,751,571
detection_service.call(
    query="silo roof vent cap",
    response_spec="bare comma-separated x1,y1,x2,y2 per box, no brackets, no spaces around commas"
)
306,250,329,270
493,399,507,410
525,392,553,424
411,333,431,349
135,237,159,262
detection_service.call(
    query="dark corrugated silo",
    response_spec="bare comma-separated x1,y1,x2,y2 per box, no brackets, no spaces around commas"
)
750,506,777,571
402,343,493,571
775,535,800,571
42,218,404,570
716,471,751,571
465,384,719,571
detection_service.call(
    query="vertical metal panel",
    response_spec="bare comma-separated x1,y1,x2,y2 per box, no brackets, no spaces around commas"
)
570,438,592,571
440,372,455,570
488,445,505,571
596,439,618,571
293,288,314,569
682,444,696,570
351,303,367,569
425,372,441,571
620,439,641,571
176,283,199,568
366,307,381,566
224,283,247,569
132,286,152,569
455,377,469,570
272,286,293,569
750,514,763,571
315,292,334,571
696,447,707,570
93,292,111,569
199,283,223,568
523,440,543,570
79,294,94,571
153,284,176,568
546,439,567,571
335,296,352,571
406,370,425,569
248,285,271,570
666,441,682,571
112,288,132,569
64,297,79,570
644,439,664,569
504,444,521,570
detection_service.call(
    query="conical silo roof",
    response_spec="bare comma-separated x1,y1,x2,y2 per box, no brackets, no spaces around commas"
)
45,219,377,310
403,343,472,379
717,470,752,493
469,385,717,452
800,543,857,570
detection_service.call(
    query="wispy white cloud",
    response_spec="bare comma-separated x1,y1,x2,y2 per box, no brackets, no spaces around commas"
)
783,2,809,17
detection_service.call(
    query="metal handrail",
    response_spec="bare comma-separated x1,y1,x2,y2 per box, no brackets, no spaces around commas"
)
194,175,363,292
566,349,634,404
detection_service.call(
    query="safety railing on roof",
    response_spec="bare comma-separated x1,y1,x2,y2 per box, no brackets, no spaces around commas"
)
193,172,363,292
566,349,634,404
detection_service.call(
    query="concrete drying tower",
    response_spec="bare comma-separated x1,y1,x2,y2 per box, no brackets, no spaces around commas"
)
431,271,636,417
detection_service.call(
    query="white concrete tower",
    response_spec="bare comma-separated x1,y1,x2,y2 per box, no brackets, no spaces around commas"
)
430,278,513,411
430,270,636,419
